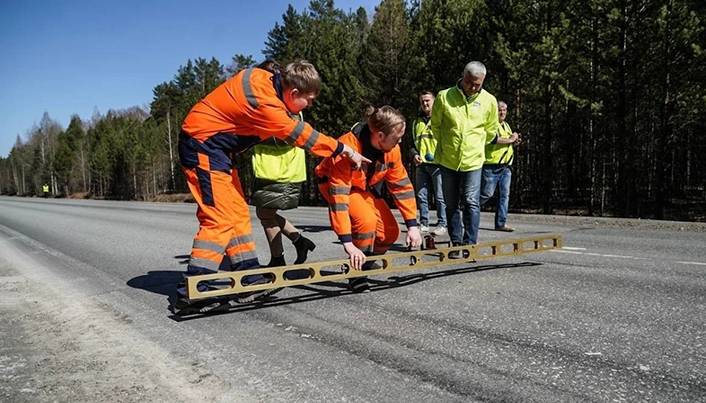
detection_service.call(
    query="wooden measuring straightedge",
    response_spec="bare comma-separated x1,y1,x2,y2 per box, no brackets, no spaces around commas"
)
186,234,562,300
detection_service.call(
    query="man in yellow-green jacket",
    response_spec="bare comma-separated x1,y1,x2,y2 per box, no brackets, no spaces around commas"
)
431,61,500,256
480,101,521,232
410,91,447,236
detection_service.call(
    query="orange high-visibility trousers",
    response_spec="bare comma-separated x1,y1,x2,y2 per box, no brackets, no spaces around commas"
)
320,183,400,255
183,162,259,275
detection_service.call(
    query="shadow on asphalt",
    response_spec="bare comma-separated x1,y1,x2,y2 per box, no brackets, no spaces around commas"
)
126,253,231,299
167,261,543,322
127,270,183,297
290,225,331,233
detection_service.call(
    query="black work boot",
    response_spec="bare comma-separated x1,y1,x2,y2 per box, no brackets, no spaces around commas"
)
173,294,230,315
347,256,383,293
448,243,470,259
292,235,316,265
348,276,370,293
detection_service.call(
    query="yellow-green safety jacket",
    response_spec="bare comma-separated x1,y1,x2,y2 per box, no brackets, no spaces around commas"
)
252,113,306,183
484,121,514,166
411,114,438,164
431,84,499,172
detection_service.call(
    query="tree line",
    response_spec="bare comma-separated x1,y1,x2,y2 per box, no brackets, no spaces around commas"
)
0,0,704,221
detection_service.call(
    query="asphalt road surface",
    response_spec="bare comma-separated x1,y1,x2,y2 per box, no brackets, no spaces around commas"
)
1,196,704,403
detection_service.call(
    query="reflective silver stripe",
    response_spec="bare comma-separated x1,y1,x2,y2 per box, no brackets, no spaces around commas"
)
392,190,415,200
352,231,375,240
189,257,221,271
242,68,259,108
192,240,226,254
302,129,320,151
418,134,434,139
329,186,351,195
387,178,411,190
329,203,349,212
285,121,306,145
228,250,259,264
375,163,388,172
227,234,255,248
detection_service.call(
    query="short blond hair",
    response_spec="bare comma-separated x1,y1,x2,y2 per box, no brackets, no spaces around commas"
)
364,106,405,135
281,60,321,95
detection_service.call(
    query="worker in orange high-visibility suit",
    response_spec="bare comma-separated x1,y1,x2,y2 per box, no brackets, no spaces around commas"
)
175,61,369,314
316,106,423,293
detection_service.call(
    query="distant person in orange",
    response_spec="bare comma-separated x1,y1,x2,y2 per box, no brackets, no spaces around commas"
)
175,60,369,314
316,106,423,293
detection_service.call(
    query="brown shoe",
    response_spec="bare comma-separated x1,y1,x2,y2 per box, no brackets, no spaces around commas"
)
496,225,515,232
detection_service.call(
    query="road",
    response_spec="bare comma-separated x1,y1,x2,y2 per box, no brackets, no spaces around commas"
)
0,196,705,403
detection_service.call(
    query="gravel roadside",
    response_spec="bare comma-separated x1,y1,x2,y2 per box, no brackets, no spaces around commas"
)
0,242,233,403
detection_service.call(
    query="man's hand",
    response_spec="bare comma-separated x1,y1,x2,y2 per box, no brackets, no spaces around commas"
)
413,154,422,166
406,226,423,249
513,132,522,147
342,145,371,170
343,242,367,270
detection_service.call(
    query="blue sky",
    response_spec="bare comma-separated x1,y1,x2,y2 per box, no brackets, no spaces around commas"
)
0,0,379,158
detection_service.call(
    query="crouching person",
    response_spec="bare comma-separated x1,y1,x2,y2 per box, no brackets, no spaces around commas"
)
315,106,422,292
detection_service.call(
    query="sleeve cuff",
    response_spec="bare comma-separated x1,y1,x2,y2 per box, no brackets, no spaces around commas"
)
332,142,345,158
338,234,353,243
405,219,418,228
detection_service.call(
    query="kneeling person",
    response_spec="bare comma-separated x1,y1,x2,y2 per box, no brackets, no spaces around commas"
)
316,106,422,292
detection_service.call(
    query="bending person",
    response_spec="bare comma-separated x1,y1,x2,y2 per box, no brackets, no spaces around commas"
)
175,60,369,314
316,106,422,293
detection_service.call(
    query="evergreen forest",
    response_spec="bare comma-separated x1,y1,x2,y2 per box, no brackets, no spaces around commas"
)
1,0,704,221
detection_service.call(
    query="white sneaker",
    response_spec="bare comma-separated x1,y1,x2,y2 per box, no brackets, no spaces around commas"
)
419,225,430,233
431,226,447,236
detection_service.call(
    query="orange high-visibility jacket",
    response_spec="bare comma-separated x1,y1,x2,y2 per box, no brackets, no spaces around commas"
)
315,123,418,243
180,68,344,173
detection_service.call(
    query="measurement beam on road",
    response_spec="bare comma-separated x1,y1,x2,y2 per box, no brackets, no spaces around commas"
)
186,234,563,300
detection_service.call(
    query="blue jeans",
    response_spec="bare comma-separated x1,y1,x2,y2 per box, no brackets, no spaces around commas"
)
480,166,512,229
416,163,447,227
441,166,482,245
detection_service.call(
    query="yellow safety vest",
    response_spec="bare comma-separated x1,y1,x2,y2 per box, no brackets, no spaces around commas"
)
413,116,438,164
484,121,514,166
252,113,306,183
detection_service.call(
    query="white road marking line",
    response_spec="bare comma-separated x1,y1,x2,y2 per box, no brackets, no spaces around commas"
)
585,253,635,259
562,247,586,251
551,250,648,260
676,261,706,266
